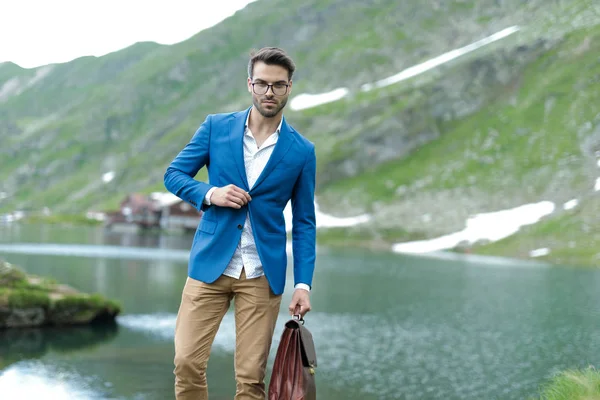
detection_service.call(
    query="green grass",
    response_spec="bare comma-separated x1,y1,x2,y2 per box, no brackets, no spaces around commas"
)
24,214,104,226
52,293,121,314
49,293,122,325
10,279,55,292
5,289,51,308
532,367,600,400
0,266,27,287
0,260,122,325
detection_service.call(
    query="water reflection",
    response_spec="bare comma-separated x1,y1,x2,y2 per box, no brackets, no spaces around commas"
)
0,362,106,400
0,223,194,251
0,324,119,370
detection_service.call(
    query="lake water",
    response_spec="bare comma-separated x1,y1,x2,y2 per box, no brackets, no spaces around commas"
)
1,223,600,400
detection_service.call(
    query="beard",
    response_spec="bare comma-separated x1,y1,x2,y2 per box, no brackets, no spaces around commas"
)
253,95,288,118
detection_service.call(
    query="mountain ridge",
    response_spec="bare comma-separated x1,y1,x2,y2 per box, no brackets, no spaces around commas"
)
1,0,599,266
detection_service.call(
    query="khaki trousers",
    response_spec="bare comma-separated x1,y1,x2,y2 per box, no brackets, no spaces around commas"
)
173,268,282,400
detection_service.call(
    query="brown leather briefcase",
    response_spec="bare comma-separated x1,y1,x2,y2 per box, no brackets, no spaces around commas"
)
268,315,317,400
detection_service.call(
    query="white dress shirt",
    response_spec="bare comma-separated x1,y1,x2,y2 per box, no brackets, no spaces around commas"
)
203,112,310,292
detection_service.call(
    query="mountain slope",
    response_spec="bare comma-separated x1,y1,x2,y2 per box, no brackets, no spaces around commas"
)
1,0,599,266
315,22,600,266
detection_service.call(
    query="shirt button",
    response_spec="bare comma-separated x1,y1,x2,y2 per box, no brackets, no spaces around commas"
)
237,224,243,229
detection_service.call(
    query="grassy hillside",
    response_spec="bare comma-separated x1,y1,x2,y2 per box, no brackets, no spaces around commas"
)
313,22,600,266
1,0,599,266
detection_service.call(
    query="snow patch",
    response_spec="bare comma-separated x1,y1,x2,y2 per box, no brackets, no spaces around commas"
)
392,201,555,254
529,248,550,257
0,66,54,101
287,26,519,112
595,177,600,191
563,199,578,210
0,77,20,101
284,200,370,232
0,211,24,224
361,26,520,92
101,171,114,183
290,88,349,111
28,66,54,87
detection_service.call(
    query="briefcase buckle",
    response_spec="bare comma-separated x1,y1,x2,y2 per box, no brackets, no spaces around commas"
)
292,314,305,325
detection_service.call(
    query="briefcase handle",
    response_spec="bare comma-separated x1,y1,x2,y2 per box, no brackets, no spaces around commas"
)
292,314,305,325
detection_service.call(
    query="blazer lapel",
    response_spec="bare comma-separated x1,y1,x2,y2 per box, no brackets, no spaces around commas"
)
228,108,251,191
250,116,295,192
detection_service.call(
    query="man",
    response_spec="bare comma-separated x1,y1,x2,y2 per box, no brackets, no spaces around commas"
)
163,47,317,400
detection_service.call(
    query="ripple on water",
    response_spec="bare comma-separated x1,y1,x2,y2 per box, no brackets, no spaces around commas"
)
117,310,600,400
117,312,449,398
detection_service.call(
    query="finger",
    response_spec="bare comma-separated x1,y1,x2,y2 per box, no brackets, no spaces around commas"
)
229,185,243,193
231,189,251,204
299,302,310,315
231,186,252,202
227,200,241,209
226,194,245,206
227,191,248,205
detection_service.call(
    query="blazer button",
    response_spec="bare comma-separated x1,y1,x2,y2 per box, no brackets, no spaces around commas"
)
237,224,243,230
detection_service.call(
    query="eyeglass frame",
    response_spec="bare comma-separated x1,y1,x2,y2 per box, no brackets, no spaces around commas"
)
250,80,291,96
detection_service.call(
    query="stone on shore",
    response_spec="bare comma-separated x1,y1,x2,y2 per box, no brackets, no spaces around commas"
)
0,259,121,329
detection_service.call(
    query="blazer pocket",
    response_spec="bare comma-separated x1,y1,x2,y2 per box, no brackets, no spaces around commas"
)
198,218,217,234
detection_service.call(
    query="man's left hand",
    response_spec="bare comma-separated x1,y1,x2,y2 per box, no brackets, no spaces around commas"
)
288,288,311,317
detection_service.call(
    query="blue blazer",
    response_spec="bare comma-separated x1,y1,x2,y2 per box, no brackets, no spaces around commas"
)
164,107,316,296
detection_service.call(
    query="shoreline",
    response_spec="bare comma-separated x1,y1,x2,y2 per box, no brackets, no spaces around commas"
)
3,217,598,268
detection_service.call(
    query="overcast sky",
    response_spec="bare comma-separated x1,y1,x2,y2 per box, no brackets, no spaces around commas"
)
0,0,257,69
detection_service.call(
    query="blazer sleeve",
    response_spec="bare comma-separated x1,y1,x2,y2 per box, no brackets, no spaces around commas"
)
163,115,215,212
291,145,317,289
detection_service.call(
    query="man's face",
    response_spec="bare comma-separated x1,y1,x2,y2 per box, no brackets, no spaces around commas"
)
247,61,292,118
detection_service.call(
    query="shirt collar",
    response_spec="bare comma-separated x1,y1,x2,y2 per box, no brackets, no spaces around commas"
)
245,109,283,134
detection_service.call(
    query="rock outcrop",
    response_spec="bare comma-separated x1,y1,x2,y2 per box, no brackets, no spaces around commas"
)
0,259,121,329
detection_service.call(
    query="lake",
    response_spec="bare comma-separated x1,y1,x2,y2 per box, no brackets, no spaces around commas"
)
1,223,599,399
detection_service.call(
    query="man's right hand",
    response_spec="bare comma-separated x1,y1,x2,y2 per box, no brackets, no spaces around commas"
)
209,184,251,209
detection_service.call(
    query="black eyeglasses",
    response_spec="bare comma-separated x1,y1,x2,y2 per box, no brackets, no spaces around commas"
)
251,82,289,96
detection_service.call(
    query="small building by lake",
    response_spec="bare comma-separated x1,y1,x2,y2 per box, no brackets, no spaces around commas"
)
105,192,202,234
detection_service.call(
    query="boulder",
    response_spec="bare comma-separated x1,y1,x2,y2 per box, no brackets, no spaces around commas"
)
0,259,121,329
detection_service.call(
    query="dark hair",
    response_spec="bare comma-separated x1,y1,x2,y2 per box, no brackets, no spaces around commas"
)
247,47,296,81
